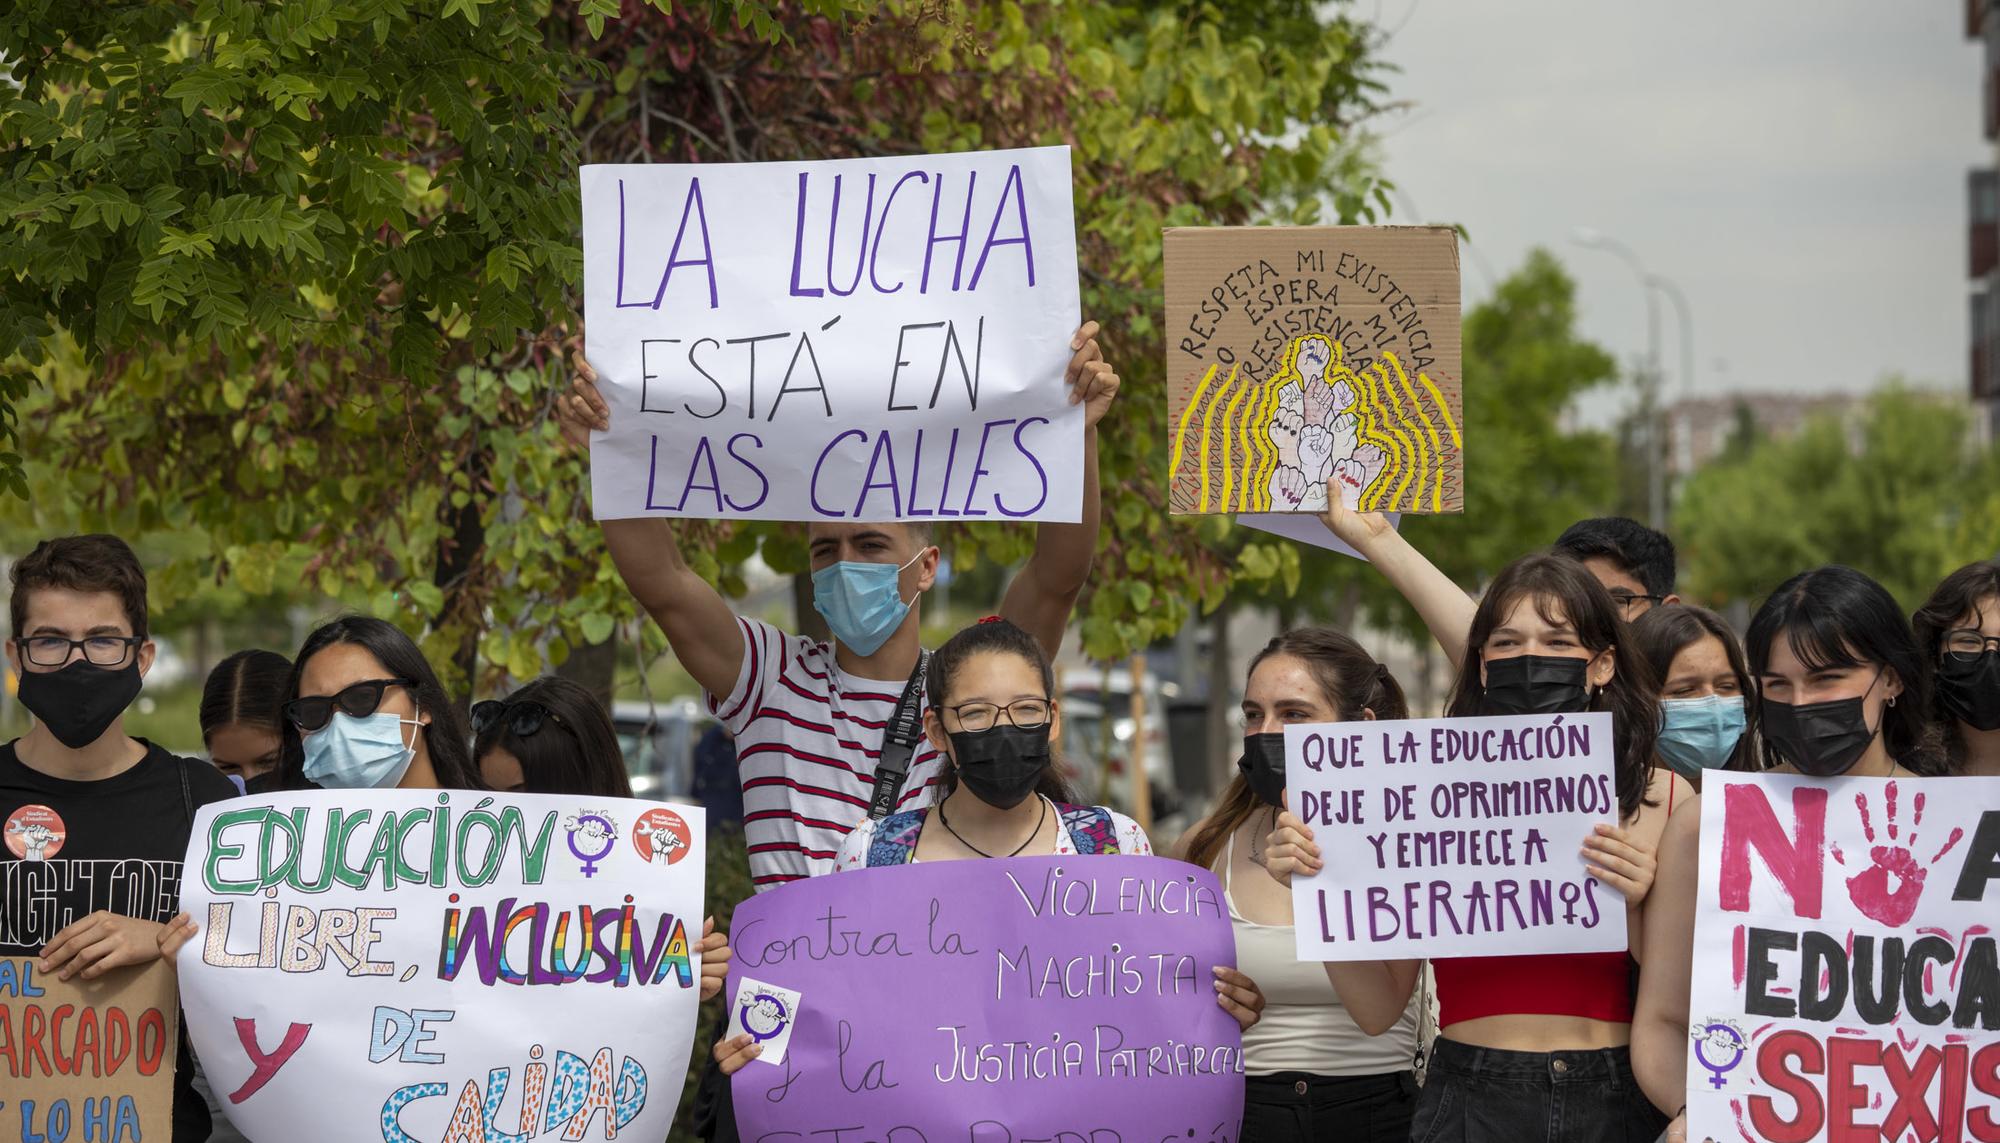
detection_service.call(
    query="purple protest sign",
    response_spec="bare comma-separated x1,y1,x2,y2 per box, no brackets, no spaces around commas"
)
725,854,1245,1143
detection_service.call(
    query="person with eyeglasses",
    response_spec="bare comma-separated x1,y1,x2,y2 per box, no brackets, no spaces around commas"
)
705,617,1264,1079
272,615,481,791
472,676,633,798
1913,559,2000,776
1553,517,1680,620
2,534,238,1141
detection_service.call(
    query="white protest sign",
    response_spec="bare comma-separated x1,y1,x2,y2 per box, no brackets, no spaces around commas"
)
1688,773,2000,1143
1286,712,1628,961
581,147,1083,523
176,792,706,1143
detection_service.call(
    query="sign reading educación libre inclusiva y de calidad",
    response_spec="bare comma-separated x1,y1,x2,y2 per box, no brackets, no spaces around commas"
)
176,791,706,1143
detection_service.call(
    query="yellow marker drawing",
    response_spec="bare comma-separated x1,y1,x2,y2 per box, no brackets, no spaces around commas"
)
1168,363,1220,493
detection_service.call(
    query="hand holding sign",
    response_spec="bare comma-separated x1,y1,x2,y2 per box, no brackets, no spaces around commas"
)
1260,808,1323,887
40,909,167,982
1580,822,1659,907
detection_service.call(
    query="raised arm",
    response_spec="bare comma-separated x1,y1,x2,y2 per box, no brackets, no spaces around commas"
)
1631,799,1702,1119
1319,497,1478,670
1000,321,1118,659
560,358,745,699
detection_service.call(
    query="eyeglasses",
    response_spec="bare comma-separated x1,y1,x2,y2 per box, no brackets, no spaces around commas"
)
283,678,412,733
1944,630,2000,662
471,700,576,740
945,698,1054,732
1607,591,1667,616
15,634,144,669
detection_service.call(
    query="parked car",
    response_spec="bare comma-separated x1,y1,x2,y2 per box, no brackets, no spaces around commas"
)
613,697,710,802
1058,667,1188,834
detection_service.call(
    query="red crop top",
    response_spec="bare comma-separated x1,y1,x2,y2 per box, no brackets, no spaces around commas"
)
1432,951,1636,1026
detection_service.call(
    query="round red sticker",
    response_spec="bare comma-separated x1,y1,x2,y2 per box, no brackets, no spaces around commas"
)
632,808,692,866
5,804,66,862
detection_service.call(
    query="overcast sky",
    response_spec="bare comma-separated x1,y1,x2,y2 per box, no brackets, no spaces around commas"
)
1371,1,1987,421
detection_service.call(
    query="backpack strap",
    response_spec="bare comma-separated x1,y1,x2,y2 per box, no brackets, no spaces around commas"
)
1055,803,1121,856
864,807,929,867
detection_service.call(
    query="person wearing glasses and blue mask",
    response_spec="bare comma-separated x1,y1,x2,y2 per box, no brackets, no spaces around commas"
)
2,534,238,1142
273,615,481,792
555,322,1119,895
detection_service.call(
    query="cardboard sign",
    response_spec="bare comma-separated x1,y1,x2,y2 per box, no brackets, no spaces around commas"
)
727,855,1245,1141
582,147,1084,523
1687,773,2000,1142
1285,712,1629,961
0,957,177,1143
176,792,706,1143
1164,226,1463,516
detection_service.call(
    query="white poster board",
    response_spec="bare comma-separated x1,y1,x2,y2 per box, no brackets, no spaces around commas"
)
581,147,1083,523
177,791,706,1143
1286,712,1629,961
1688,773,2000,1143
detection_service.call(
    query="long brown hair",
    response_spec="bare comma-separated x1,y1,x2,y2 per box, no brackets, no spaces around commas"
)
1912,559,2000,771
1630,604,1760,772
1445,551,1660,820
1182,627,1406,874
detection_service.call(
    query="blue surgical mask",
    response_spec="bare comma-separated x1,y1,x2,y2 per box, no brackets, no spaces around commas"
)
302,709,420,789
811,549,928,656
1656,694,1746,778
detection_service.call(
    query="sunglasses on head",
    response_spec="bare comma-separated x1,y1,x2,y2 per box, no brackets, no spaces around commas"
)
470,699,576,741
283,678,414,733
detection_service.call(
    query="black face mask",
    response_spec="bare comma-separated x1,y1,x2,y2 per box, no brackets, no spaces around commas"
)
1938,650,2000,733
949,724,1050,810
1761,694,1879,777
1482,654,1592,716
17,659,144,750
1236,733,1288,807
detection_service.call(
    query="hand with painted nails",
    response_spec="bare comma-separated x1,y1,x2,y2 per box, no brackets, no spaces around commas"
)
1581,822,1657,907
1064,321,1120,428
1213,965,1267,1031
1262,808,1322,888
40,910,165,981
714,1031,763,1075
698,916,732,1002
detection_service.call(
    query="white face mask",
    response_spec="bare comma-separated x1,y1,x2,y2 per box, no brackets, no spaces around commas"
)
302,708,420,789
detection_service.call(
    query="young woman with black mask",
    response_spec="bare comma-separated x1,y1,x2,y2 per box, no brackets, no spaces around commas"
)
1633,564,1946,1142
1913,559,2000,776
1631,605,1759,788
1263,501,1682,1143
1174,627,1422,1143
710,617,1266,1074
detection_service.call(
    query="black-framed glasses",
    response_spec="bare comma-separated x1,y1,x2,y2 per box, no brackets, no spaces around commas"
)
1607,591,1666,615
284,678,413,733
471,700,576,740
1944,629,2000,662
945,698,1054,733
15,634,144,669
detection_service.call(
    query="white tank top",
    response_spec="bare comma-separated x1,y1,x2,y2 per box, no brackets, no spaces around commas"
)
1224,834,1420,1076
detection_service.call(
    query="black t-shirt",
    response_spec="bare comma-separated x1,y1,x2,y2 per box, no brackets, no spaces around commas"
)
1,738,238,1141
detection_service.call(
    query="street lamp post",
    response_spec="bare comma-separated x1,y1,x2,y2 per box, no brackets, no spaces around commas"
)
1647,273,1694,490
1574,228,1666,529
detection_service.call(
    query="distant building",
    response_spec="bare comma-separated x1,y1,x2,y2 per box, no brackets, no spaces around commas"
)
1663,393,1858,477
1969,0,2000,432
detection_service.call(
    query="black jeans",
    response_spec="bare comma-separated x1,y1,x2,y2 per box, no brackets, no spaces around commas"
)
1410,1038,1667,1143
1242,1070,1417,1142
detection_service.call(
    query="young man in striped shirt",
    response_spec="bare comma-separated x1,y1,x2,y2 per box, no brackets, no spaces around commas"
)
559,322,1120,892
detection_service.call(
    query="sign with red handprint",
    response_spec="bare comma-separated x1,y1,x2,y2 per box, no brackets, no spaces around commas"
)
1689,772,2000,1143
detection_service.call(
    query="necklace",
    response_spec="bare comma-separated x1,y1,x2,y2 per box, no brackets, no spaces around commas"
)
940,795,1048,858
1247,806,1277,869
